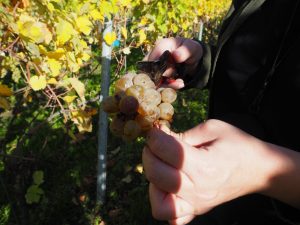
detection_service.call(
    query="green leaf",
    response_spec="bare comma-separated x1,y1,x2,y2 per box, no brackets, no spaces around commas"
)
33,170,44,185
25,185,44,204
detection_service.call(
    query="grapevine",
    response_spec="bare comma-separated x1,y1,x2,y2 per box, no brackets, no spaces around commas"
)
0,0,231,132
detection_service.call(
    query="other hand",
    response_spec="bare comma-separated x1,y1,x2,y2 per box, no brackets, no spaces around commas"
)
143,119,275,225
144,37,203,89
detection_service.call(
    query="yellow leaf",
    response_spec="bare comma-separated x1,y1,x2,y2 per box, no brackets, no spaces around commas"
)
66,52,80,72
135,164,143,174
76,16,93,35
29,75,47,91
139,17,148,26
17,15,52,44
80,52,91,61
47,58,61,77
19,21,52,44
138,29,146,46
90,9,103,21
119,0,131,7
71,110,92,132
142,0,150,3
46,48,65,59
38,45,47,54
63,95,77,104
0,84,13,97
47,78,57,84
148,23,155,31
47,3,55,12
0,97,10,110
122,47,131,55
104,31,117,46
68,77,85,102
121,27,127,39
171,24,179,33
56,19,75,45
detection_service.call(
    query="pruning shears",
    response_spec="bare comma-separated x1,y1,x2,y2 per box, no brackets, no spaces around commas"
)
136,50,186,86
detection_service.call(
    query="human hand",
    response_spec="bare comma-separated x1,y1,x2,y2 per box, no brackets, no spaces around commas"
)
143,119,274,225
144,37,203,89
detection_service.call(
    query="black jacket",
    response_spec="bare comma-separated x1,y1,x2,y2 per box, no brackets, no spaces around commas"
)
187,0,300,224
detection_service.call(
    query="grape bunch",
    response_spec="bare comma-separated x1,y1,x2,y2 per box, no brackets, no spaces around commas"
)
101,72,177,141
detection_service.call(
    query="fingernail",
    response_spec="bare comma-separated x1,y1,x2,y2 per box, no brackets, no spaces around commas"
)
173,50,181,60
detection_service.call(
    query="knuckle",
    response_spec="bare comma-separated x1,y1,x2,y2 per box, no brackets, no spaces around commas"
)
202,119,218,132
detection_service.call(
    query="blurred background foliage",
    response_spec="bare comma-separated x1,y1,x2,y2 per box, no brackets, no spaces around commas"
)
0,0,230,224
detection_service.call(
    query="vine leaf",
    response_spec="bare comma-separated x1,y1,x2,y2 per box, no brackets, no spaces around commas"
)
47,58,61,77
104,31,117,46
68,77,85,102
25,185,44,204
76,16,93,35
29,75,47,91
56,19,75,45
33,170,44,185
0,84,13,97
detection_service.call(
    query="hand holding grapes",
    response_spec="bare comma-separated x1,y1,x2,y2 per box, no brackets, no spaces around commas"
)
145,37,203,89
143,119,300,225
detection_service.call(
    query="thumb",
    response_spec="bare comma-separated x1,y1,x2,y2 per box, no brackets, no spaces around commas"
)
160,120,219,147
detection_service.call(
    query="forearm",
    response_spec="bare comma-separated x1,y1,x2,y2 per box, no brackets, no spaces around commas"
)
259,142,300,209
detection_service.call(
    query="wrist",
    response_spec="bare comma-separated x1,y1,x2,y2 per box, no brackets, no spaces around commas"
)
257,142,300,208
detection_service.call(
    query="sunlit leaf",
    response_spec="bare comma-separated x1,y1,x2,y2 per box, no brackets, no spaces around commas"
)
104,31,117,46
68,77,85,102
56,19,75,45
29,75,47,91
90,9,104,21
18,19,52,44
46,48,65,59
47,78,57,84
63,95,77,103
138,29,146,46
76,16,93,35
122,47,131,55
47,58,61,77
134,164,143,174
121,27,127,39
71,110,92,132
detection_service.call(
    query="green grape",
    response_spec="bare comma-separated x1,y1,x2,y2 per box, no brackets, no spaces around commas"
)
115,77,133,92
158,102,174,121
161,88,177,103
138,102,160,119
142,88,161,106
136,114,155,131
125,85,145,103
133,73,155,89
